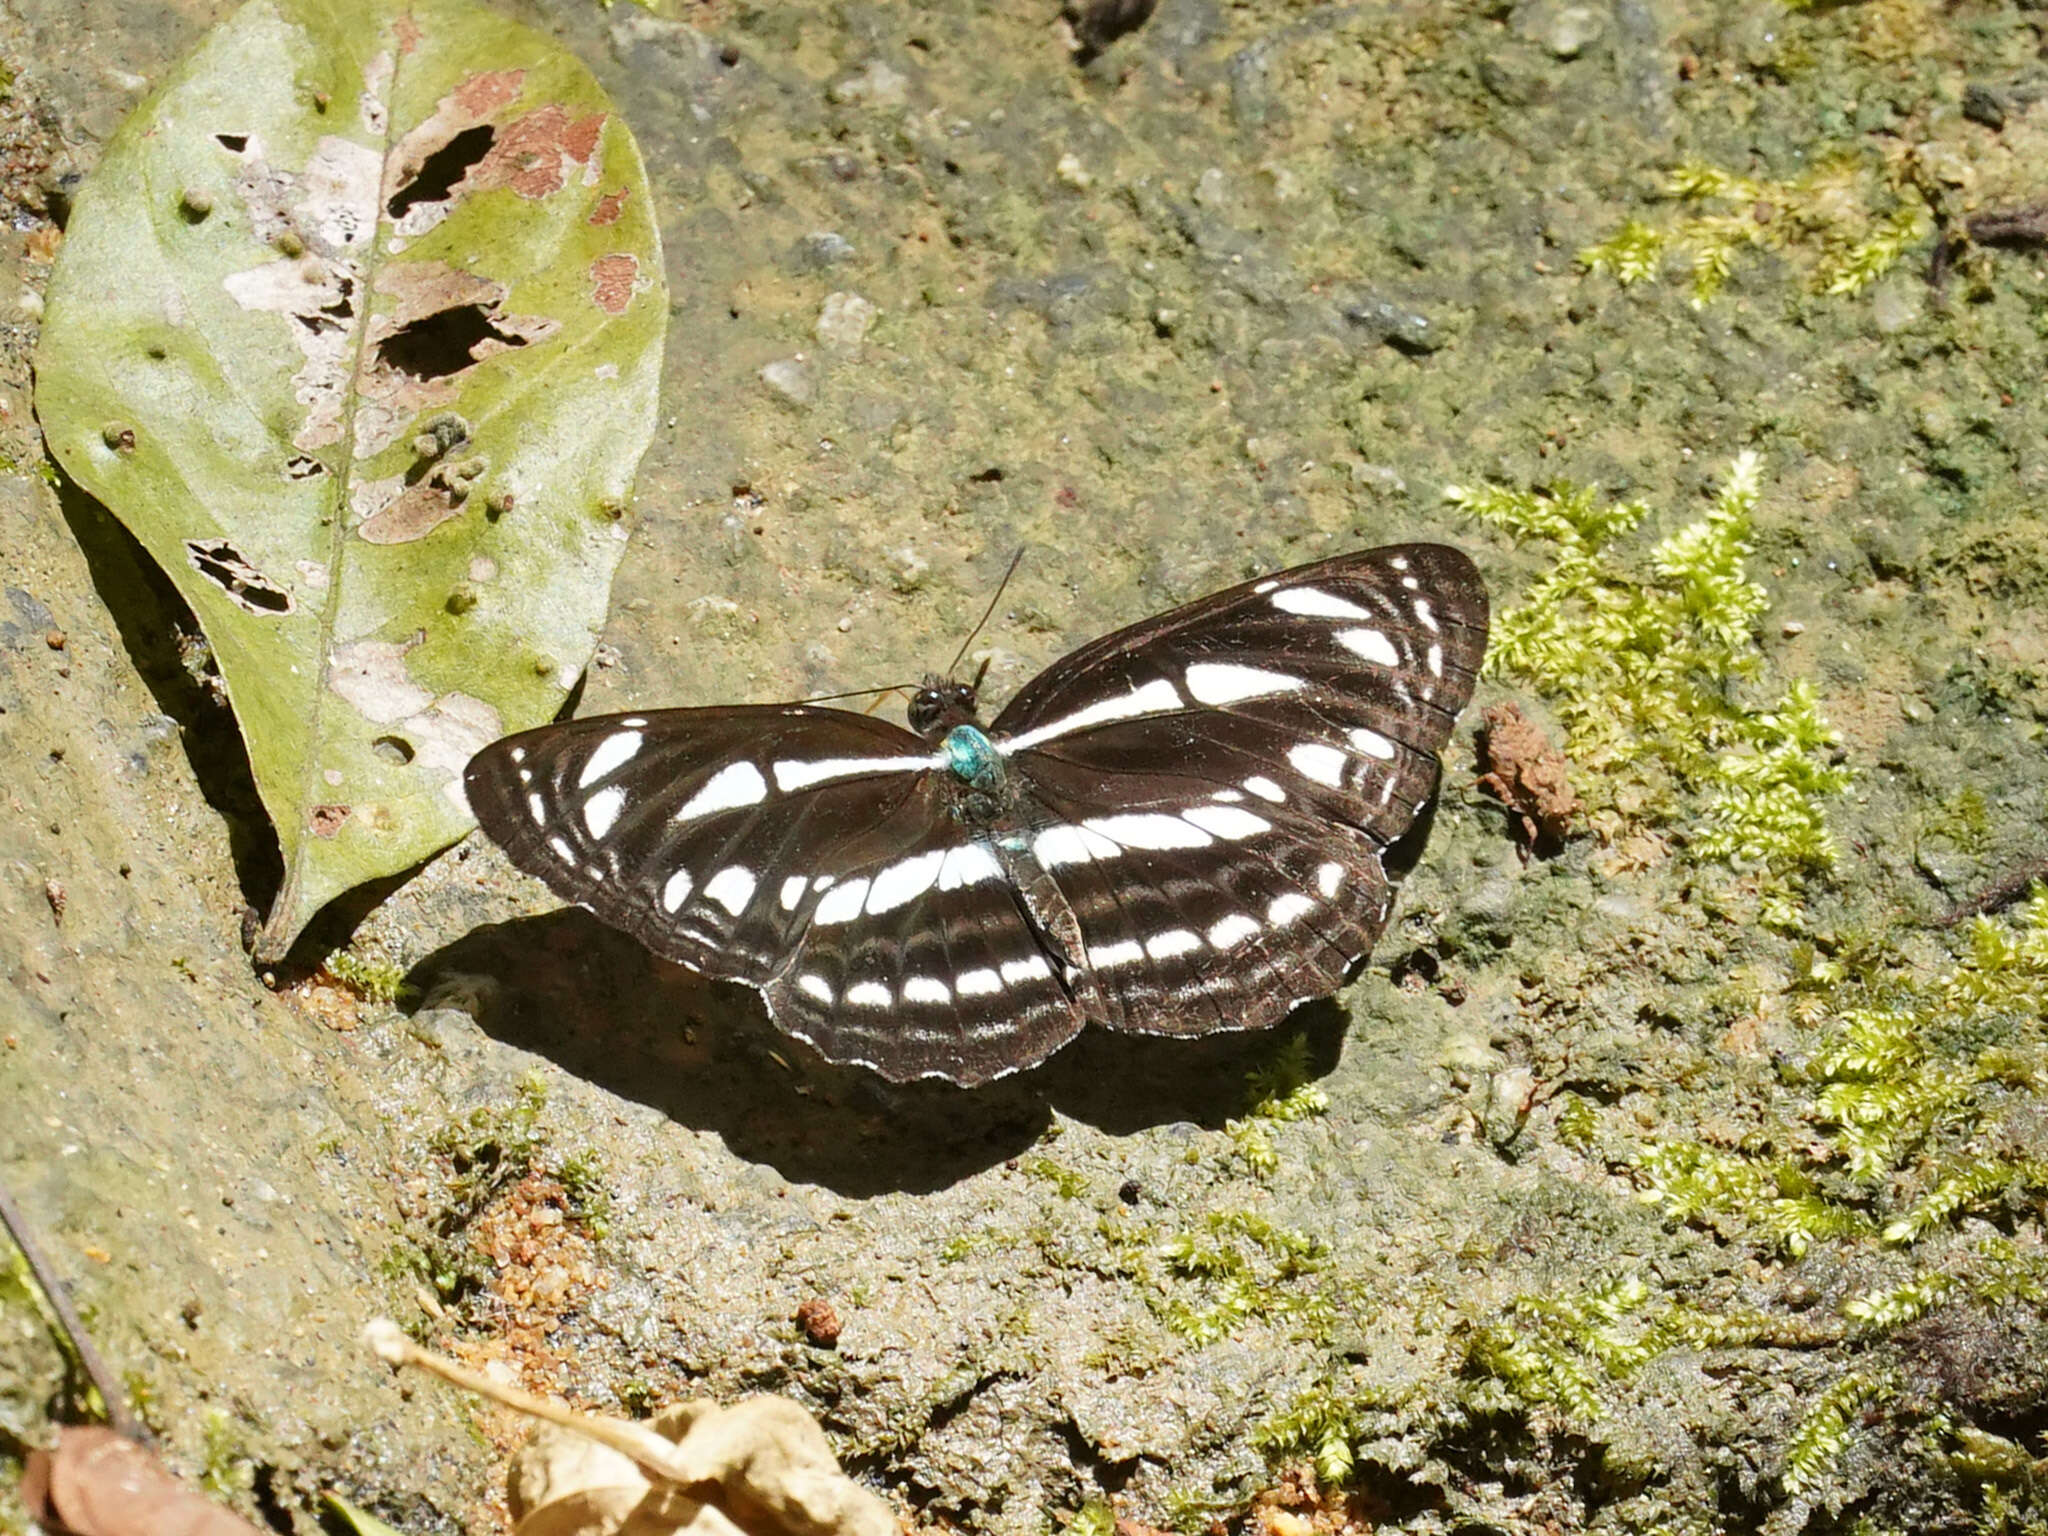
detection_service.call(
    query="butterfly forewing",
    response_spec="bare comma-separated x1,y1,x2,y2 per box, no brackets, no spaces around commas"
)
464,543,1488,1084
464,708,1088,1081
987,544,1487,1037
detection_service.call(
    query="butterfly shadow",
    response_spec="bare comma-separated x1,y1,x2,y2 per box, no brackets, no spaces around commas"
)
411,909,1349,1197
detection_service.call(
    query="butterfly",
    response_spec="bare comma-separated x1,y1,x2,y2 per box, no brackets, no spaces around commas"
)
463,545,1489,1085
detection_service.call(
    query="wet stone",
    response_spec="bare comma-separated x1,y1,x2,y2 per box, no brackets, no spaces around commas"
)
815,291,876,350
791,231,856,270
760,358,814,404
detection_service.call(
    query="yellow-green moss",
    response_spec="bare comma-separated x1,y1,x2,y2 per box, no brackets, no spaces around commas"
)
1227,1037,1330,1176
1638,893,2048,1267
1449,453,1850,927
1578,156,1931,307
322,946,415,1006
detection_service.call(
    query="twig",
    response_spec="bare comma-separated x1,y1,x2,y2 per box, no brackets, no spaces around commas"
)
364,1320,709,1495
1938,861,2048,928
0,1178,144,1441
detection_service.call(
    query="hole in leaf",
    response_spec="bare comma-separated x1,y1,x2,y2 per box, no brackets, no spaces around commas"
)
283,455,325,480
182,538,295,616
377,304,528,381
388,124,496,219
214,133,249,152
372,735,415,765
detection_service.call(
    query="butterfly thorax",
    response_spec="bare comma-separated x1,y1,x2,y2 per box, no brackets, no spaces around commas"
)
907,672,1010,813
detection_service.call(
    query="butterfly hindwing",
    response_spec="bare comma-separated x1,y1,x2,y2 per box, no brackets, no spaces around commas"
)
987,544,1487,1036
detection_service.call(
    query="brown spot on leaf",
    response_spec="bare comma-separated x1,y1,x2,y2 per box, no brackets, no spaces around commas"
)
454,67,526,117
471,105,607,199
310,804,350,837
1475,701,1581,855
588,187,629,225
590,253,638,314
357,454,484,544
358,483,458,544
393,13,421,51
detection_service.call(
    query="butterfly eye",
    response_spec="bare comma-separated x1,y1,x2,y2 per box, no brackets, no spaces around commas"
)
906,688,945,736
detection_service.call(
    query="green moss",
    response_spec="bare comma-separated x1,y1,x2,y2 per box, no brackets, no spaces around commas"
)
322,946,416,1006
1449,454,1851,927
1021,1157,1091,1200
1226,1038,1330,1177
1554,1092,1599,1149
1781,1372,1887,1498
1638,895,2048,1273
1578,156,1931,307
198,1409,254,1500
555,1148,613,1239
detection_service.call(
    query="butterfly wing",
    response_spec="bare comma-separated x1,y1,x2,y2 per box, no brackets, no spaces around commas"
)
989,543,1489,1036
463,707,1085,1083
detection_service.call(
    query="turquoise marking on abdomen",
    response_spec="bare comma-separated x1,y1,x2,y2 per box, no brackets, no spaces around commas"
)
943,725,1004,790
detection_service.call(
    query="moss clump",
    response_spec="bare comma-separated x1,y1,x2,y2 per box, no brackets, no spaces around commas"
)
321,946,415,1006
1227,1038,1330,1177
1449,453,1851,927
1638,894,2048,1263
1578,156,1931,306
1781,1371,1885,1499
1151,1211,1329,1345
1021,1157,1091,1200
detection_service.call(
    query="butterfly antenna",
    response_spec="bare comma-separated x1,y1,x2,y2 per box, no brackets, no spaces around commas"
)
947,548,1026,678
794,682,919,708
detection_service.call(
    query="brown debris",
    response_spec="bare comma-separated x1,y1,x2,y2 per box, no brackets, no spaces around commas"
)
589,188,629,226
22,1426,268,1536
1246,1463,1383,1536
309,804,350,837
1938,858,2048,927
370,1322,897,1536
794,1299,840,1348
1474,700,1581,854
590,253,639,314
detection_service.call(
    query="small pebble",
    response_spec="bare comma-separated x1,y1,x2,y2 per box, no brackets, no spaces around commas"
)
44,629,65,650
1781,620,1805,637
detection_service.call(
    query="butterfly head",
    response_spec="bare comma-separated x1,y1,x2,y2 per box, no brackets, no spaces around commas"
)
907,672,982,739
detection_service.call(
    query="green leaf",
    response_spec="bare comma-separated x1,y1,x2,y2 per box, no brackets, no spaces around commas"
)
322,1491,410,1536
35,0,665,958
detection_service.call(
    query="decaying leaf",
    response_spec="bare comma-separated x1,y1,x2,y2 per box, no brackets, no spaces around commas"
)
1474,700,1582,854
35,0,665,958
364,1322,898,1536
21,1426,269,1536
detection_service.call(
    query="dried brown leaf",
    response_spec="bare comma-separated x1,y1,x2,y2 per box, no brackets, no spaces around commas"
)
21,1426,269,1536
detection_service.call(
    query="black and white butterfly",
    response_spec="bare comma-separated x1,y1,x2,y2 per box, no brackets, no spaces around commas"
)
463,545,1489,1086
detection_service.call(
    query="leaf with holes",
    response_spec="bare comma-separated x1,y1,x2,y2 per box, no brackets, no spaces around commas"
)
34,0,664,959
